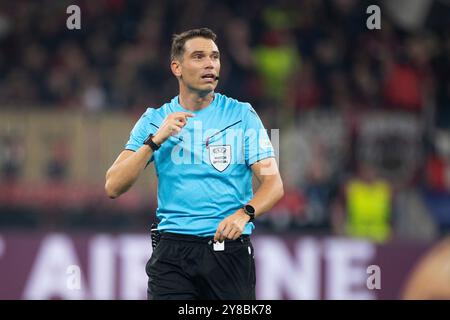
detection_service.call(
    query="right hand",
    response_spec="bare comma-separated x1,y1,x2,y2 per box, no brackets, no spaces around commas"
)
152,112,194,146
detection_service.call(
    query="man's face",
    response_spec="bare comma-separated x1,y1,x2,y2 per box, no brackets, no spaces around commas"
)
173,37,221,93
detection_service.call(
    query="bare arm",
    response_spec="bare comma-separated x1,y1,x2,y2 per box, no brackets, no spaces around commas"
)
247,157,284,219
214,157,284,241
104,147,153,199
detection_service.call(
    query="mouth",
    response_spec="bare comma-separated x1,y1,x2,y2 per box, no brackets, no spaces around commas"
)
201,74,217,81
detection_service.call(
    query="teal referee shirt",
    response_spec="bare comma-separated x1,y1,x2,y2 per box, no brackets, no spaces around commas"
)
125,93,275,236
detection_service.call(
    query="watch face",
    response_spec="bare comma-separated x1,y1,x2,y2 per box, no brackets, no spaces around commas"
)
245,205,255,214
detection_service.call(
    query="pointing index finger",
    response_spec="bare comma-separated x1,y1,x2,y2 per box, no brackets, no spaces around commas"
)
173,112,195,121
177,112,195,118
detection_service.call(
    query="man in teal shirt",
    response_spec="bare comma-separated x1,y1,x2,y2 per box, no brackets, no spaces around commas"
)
105,28,284,300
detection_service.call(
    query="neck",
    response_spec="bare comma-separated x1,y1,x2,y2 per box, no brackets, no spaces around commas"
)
178,85,215,111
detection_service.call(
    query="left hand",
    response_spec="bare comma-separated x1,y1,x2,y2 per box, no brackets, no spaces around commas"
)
214,209,250,242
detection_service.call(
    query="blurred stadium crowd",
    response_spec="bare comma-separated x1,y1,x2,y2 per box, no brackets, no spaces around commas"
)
0,0,449,242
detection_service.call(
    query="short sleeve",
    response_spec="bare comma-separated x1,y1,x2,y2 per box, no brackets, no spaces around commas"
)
243,103,275,166
125,108,156,152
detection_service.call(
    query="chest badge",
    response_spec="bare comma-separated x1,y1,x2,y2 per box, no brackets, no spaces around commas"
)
209,145,231,172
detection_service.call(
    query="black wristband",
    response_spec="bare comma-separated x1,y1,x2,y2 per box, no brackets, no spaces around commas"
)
143,134,160,151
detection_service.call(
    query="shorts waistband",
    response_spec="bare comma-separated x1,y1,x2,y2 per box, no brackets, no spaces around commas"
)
160,232,250,245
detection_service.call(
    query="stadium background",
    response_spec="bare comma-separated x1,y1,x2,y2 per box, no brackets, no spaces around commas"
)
0,0,449,299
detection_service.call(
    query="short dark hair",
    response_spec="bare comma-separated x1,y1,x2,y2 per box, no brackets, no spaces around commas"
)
170,28,217,61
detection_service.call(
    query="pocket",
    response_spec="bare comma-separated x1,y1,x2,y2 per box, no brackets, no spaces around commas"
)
145,253,155,277
204,120,243,147
147,239,166,273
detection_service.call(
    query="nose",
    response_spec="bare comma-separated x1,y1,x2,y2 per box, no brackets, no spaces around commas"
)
204,56,216,69
205,58,214,69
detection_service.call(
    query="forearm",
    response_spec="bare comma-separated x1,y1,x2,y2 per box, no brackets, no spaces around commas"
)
105,146,153,198
248,175,284,218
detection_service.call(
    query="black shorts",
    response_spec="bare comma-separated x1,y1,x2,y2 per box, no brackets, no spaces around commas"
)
146,232,256,300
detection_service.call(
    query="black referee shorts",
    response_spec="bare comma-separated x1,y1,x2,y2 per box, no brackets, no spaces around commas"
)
146,232,256,300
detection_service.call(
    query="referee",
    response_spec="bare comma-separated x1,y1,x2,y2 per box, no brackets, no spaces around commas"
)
105,28,284,300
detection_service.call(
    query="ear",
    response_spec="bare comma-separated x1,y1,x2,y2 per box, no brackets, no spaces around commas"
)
171,60,182,78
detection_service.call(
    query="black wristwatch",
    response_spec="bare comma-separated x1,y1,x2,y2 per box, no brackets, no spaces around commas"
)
144,134,161,151
243,204,256,222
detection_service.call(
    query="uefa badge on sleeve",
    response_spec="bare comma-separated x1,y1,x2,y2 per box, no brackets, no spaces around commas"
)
209,145,231,172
